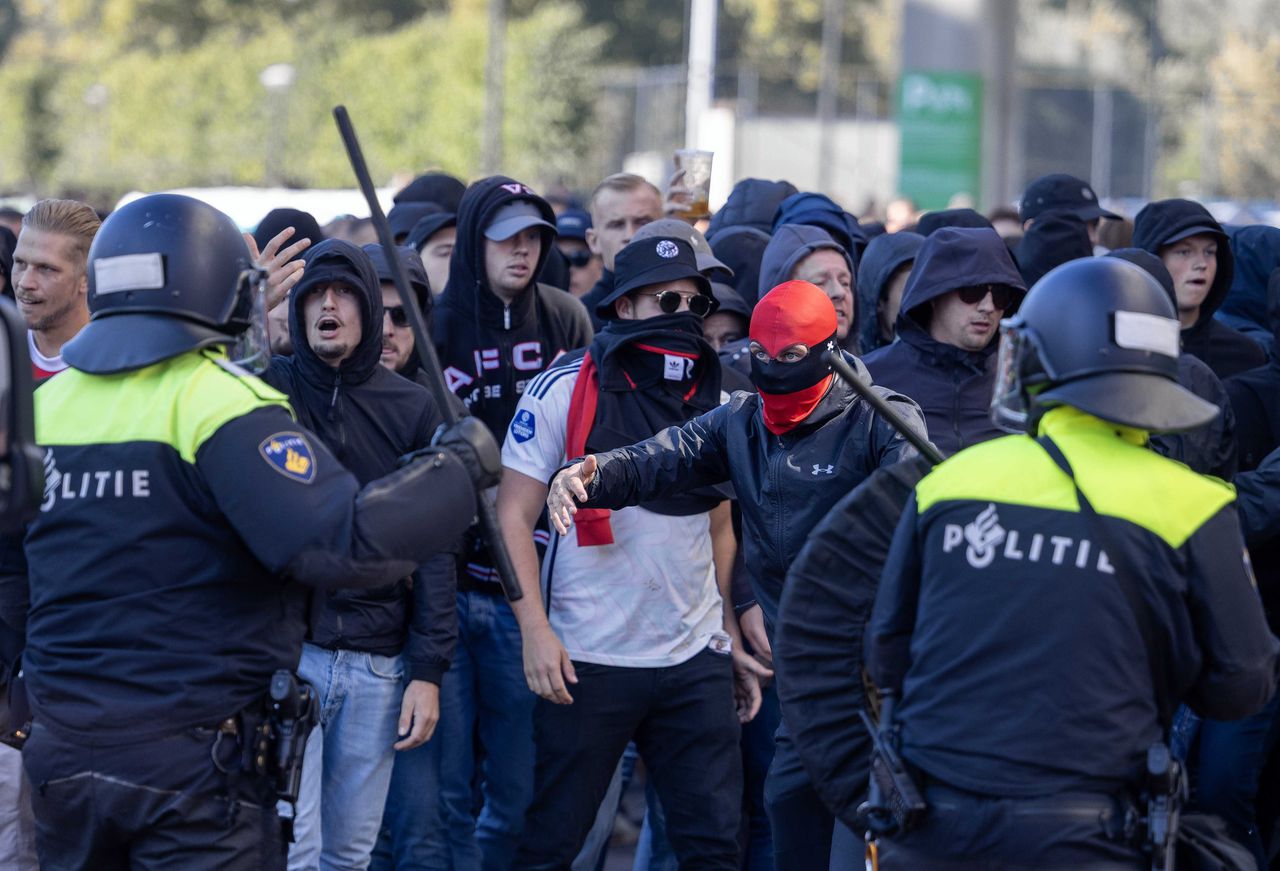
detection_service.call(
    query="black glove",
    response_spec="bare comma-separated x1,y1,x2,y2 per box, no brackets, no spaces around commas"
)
430,416,502,491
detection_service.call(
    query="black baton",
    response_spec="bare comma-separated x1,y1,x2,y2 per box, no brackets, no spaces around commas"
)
823,350,944,466
332,105,524,602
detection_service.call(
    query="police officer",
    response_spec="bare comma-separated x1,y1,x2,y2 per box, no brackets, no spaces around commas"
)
865,257,1278,868
16,194,494,869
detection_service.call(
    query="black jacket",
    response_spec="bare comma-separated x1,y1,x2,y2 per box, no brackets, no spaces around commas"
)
868,408,1277,797
1221,224,1280,347
862,227,1026,457
264,239,457,684
582,355,927,632
579,269,614,332
1133,199,1266,379
1228,271,1280,473
433,176,594,438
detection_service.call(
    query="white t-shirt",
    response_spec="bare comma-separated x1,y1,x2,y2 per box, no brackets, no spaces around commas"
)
502,358,730,668
29,331,68,379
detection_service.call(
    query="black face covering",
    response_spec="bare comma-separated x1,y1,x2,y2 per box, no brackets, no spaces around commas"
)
749,332,838,395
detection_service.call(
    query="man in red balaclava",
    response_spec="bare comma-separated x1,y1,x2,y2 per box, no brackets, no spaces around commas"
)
545,279,930,870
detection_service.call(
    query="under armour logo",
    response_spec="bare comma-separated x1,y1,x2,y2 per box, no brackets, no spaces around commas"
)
812,464,835,476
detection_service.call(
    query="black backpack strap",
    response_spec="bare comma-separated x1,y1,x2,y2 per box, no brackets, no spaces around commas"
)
1036,435,1173,731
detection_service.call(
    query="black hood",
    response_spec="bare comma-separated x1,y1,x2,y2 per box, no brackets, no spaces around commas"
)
706,178,797,240
0,225,13,297
363,243,433,313
407,212,457,251
856,231,924,351
288,238,384,386
898,227,1026,330
1106,248,1177,307
1015,209,1092,288
440,175,557,331
772,191,868,262
1268,269,1280,358
1132,198,1233,326
394,172,466,212
709,225,771,307
1224,224,1280,335
916,208,993,237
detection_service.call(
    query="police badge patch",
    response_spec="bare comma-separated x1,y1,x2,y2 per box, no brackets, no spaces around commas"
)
259,432,317,484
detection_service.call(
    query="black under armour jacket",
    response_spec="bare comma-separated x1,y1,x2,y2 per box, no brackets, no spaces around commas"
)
581,355,927,633
264,239,458,684
433,176,594,439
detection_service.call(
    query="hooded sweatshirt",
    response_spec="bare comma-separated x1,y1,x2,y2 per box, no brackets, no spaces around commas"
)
710,225,771,308
855,231,924,353
263,239,455,683
1133,199,1265,379
1015,209,1092,288
1222,224,1280,349
758,224,856,347
772,191,868,262
1227,270,1280,473
862,227,1026,456
433,176,594,438
706,178,798,241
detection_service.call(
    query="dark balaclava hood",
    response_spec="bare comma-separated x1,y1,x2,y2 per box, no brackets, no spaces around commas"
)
254,207,323,252
772,191,868,263
393,172,467,212
710,225,771,308
1132,198,1233,328
706,178,799,240
749,279,839,435
856,231,924,351
440,175,557,330
288,238,384,386
916,208,994,237
1016,209,1093,288
1223,224,1280,335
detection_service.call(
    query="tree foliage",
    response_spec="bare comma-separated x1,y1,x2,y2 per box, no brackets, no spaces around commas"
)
0,0,605,201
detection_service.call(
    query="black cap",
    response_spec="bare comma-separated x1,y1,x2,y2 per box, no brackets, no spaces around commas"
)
596,237,716,320
253,208,324,251
1020,173,1120,223
556,208,592,242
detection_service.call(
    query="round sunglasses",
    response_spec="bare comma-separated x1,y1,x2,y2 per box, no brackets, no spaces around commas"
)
637,290,714,317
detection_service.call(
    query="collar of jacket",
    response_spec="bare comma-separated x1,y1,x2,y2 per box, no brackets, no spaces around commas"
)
1035,405,1148,447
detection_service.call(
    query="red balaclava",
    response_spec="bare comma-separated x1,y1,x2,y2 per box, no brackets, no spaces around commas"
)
749,280,839,434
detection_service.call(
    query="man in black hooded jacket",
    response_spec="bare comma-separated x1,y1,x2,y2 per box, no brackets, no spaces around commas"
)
428,176,592,868
263,239,458,871
1133,198,1266,379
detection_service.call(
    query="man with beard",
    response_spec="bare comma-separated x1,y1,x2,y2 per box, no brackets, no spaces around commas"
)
11,199,100,380
500,236,768,869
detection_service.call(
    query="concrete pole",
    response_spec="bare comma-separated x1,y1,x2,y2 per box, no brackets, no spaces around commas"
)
685,0,717,148
816,0,844,193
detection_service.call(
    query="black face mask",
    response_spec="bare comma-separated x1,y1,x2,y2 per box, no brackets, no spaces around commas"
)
749,332,837,395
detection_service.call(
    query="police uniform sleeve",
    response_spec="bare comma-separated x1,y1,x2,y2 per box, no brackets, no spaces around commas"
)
1182,504,1279,720
584,399,736,510
406,392,459,685
865,491,925,693
196,405,477,590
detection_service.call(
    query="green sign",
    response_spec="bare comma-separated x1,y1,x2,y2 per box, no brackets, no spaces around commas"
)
897,71,983,210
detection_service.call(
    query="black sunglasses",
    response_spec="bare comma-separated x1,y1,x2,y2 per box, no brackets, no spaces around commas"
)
957,284,1016,309
641,290,713,317
565,250,594,268
385,305,410,328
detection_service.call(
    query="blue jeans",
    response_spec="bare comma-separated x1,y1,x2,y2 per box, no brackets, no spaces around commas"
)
431,591,536,870
369,681,442,871
287,643,405,871
1175,692,1280,869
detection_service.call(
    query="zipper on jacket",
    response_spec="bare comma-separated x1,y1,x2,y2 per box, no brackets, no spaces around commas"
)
328,373,341,422
504,304,511,330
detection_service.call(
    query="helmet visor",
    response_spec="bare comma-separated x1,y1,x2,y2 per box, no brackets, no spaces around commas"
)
227,269,271,374
991,320,1030,433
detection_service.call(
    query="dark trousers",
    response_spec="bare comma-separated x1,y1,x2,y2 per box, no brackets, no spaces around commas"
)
764,716,835,870
22,722,283,871
515,648,743,870
880,782,1144,870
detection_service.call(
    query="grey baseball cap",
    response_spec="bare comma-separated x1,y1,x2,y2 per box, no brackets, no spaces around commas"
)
633,218,733,279
484,200,556,242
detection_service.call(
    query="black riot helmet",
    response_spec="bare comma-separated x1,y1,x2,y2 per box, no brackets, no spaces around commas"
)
62,194,270,375
991,257,1218,434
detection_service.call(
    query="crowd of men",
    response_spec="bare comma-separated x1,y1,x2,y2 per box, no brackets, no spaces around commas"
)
1,162,1280,871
